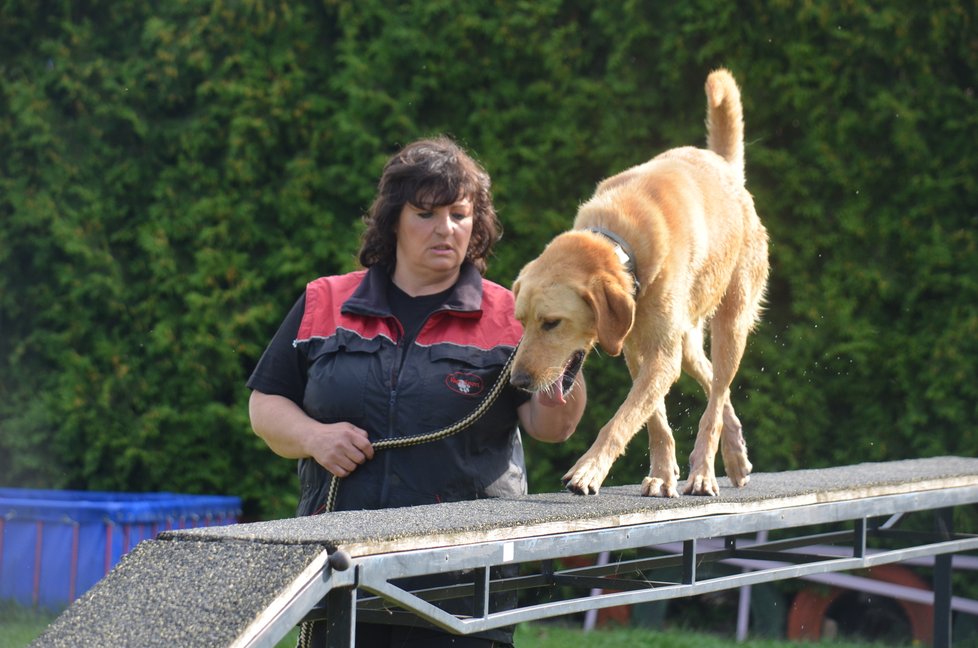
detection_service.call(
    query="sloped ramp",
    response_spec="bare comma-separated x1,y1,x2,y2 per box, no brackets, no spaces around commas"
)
32,539,327,647
31,457,978,647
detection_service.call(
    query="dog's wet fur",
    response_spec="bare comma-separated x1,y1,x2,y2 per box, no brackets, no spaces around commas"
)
511,69,769,497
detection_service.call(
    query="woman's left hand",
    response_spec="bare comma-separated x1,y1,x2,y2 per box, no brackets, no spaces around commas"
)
517,371,586,443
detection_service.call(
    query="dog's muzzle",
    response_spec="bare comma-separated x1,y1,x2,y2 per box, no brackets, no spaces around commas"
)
510,350,585,397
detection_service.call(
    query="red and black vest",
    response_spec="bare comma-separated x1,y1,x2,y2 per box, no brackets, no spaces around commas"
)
293,264,528,514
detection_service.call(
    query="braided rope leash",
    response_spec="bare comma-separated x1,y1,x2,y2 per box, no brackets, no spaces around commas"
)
296,619,314,648
323,344,518,513
296,345,519,648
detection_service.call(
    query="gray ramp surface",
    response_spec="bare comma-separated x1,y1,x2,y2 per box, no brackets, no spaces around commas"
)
32,540,324,648
166,456,978,553
32,457,978,647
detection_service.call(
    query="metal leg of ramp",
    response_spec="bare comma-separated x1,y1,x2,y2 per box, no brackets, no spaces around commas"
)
934,507,955,648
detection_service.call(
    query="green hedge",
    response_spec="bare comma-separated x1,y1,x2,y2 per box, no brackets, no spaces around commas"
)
1,1,975,519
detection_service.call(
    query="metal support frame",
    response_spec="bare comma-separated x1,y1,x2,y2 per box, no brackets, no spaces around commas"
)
236,486,978,648
323,588,355,648
934,507,955,648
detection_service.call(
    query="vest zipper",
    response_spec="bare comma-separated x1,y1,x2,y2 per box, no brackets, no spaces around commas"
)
381,320,405,507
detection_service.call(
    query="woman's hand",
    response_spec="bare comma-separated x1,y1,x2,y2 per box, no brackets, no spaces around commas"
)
249,391,374,478
517,371,587,443
304,421,374,478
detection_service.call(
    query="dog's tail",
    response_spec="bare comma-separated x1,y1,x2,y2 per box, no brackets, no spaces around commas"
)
705,68,745,186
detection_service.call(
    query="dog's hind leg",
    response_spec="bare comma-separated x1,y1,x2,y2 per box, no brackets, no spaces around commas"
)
681,324,751,487
718,405,750,487
685,279,759,495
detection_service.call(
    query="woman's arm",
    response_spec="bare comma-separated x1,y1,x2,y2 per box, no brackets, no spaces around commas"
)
249,390,374,478
516,371,587,443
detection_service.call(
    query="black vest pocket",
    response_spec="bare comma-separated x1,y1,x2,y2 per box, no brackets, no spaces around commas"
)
302,336,384,423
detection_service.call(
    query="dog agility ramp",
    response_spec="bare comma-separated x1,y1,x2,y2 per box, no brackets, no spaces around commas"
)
32,456,978,647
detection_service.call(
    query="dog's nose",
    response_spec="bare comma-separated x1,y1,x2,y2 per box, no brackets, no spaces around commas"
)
510,371,531,391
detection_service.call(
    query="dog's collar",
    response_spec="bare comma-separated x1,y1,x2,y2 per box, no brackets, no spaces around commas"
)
584,226,640,294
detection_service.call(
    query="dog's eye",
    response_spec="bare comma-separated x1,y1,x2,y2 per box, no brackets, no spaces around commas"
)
541,319,561,331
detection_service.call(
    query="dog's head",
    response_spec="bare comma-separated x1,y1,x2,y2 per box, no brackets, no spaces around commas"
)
510,232,635,397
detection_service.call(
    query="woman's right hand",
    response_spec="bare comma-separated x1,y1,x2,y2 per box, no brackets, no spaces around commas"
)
249,391,374,478
304,421,374,478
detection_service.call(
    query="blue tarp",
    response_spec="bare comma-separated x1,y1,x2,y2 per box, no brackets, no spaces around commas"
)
0,488,241,610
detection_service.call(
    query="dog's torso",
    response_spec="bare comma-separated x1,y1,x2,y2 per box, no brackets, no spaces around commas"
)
574,146,765,336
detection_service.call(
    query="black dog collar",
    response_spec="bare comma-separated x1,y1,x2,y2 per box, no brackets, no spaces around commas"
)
584,226,641,294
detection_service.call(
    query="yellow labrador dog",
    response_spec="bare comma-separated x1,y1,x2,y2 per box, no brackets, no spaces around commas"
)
511,69,769,497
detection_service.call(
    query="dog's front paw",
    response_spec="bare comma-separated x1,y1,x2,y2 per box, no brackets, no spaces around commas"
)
562,457,609,495
562,479,596,495
683,470,720,496
641,476,679,498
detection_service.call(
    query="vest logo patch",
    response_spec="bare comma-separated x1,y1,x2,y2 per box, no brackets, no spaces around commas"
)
445,372,484,396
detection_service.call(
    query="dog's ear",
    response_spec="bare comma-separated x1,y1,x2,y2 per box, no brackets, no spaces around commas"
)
583,276,634,356
512,278,521,301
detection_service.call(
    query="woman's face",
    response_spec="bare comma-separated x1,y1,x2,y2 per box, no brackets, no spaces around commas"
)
392,196,474,294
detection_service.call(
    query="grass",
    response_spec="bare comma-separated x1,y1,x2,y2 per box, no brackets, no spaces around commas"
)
0,604,899,648
0,603,57,648
514,623,891,647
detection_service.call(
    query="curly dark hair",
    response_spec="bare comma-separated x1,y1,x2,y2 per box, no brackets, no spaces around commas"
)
358,136,501,275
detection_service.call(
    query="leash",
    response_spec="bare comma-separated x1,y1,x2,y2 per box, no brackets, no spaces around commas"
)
296,345,518,648
322,344,519,513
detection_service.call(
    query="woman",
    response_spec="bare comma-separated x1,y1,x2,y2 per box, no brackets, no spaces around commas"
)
248,136,586,647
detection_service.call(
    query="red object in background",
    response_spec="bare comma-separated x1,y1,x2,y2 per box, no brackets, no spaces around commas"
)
787,564,934,644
